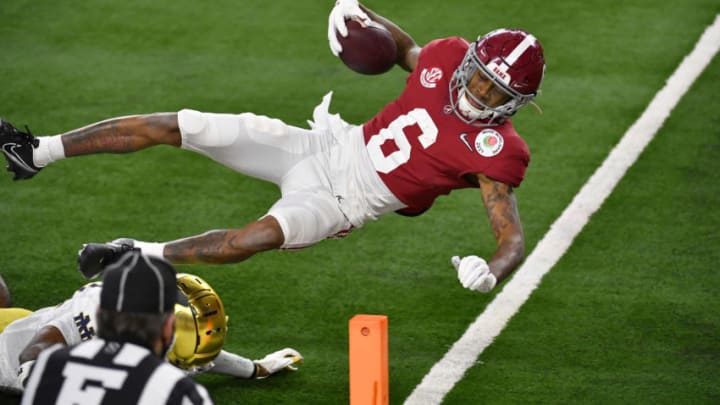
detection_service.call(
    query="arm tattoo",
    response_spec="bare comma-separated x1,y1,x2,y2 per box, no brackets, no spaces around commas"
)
62,114,179,156
165,231,244,264
480,179,525,282
164,222,283,265
483,181,521,241
64,121,139,154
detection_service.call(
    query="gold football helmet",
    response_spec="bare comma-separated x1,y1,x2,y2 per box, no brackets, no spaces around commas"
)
168,273,228,369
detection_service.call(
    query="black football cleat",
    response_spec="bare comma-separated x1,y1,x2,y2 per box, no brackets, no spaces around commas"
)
0,118,42,180
77,238,138,280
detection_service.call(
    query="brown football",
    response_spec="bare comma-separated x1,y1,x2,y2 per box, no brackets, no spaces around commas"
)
337,19,397,75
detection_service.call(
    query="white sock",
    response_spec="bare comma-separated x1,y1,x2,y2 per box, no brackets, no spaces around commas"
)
133,241,166,259
209,350,256,379
33,135,66,167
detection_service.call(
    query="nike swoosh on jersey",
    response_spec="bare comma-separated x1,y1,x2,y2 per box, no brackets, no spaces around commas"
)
458,133,473,151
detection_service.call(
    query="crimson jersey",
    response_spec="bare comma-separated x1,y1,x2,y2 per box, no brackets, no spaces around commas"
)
362,37,530,215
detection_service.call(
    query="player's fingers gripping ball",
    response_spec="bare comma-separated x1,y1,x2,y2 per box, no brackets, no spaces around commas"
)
328,0,370,55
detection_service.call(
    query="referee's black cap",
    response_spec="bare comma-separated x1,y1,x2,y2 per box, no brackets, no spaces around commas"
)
100,251,177,314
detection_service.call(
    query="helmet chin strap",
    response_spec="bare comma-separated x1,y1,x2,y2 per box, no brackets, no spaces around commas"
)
457,90,493,120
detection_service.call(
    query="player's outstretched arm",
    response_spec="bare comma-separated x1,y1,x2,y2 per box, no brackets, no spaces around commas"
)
476,173,525,283
452,173,525,293
201,348,303,379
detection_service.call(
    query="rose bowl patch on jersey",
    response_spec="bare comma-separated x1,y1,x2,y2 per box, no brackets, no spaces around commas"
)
474,129,504,157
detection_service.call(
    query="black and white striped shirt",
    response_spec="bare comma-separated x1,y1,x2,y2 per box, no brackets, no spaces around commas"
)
21,338,213,405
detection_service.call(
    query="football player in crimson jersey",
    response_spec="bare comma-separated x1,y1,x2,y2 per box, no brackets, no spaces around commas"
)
0,0,545,294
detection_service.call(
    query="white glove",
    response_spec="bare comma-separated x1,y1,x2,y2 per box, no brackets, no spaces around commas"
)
327,0,370,56
253,348,303,379
451,256,497,293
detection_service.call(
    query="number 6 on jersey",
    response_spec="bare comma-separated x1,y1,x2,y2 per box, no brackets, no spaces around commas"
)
366,108,438,174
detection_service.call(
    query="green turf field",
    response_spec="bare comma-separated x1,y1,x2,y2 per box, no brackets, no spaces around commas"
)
1,0,719,403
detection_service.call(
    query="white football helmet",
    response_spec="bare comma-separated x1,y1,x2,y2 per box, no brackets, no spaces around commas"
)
449,28,546,126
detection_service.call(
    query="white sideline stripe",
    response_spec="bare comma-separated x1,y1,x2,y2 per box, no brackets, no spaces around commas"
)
404,15,720,405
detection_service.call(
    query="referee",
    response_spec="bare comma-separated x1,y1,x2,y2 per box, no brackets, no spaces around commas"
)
21,251,214,404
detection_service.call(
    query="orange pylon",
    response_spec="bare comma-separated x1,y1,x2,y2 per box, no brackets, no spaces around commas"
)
349,314,389,405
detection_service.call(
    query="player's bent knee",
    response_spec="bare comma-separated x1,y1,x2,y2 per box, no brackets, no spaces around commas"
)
267,193,350,250
241,113,288,138
178,109,237,148
251,216,286,251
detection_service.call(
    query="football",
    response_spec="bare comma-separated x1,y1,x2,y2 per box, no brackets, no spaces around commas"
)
337,19,397,75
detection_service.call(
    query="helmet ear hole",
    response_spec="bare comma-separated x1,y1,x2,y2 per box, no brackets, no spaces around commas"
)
168,273,228,369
